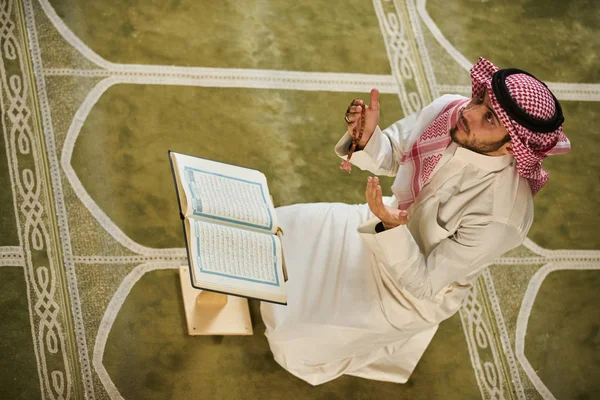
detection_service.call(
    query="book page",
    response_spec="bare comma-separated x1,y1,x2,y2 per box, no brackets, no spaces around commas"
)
186,218,286,304
172,152,278,234
184,167,274,232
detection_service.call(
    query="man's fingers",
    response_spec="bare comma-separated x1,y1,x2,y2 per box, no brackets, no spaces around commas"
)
366,178,374,206
366,176,385,214
375,185,383,205
346,115,361,126
346,105,364,126
396,213,408,221
366,177,381,211
352,98,365,107
391,209,409,225
366,176,373,195
369,88,380,111
371,177,382,204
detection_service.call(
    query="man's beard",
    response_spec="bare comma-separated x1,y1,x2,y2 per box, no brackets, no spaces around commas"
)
450,125,510,155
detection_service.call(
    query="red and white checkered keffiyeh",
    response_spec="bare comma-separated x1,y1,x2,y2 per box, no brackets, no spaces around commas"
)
394,57,570,210
395,98,469,210
470,57,570,195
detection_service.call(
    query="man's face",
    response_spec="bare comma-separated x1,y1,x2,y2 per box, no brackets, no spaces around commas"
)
450,88,511,155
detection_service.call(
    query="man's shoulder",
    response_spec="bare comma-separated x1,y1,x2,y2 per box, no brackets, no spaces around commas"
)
491,166,534,234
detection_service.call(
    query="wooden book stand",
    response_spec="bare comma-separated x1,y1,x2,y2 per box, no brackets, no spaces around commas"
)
179,266,253,336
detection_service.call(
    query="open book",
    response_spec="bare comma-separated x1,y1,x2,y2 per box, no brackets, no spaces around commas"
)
169,151,287,305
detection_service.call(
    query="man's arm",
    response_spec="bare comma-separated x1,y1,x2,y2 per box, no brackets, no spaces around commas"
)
335,94,466,176
358,218,524,301
334,125,397,176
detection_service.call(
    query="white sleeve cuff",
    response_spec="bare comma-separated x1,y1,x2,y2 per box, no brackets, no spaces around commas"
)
333,126,388,171
334,131,353,158
361,126,384,161
358,218,421,275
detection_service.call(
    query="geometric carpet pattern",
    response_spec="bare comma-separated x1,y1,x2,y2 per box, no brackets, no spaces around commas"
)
1,0,598,399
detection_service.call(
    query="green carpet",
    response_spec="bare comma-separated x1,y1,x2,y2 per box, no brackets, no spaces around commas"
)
0,267,41,400
1,0,598,399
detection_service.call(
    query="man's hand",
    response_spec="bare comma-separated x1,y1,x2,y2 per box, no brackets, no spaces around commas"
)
366,176,408,230
346,89,380,149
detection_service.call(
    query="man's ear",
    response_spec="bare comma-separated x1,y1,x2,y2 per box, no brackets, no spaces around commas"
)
498,141,514,156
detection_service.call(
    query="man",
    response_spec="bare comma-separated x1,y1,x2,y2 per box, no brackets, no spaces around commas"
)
260,57,570,385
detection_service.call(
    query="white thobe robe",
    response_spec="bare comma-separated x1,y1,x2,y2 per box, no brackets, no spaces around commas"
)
261,95,534,385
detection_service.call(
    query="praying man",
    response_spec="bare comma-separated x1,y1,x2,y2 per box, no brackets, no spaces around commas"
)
260,57,570,385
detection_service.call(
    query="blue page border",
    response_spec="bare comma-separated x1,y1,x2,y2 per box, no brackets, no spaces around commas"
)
184,167,273,231
194,220,280,286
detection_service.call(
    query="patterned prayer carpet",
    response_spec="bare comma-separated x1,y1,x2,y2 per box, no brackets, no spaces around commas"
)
0,0,598,399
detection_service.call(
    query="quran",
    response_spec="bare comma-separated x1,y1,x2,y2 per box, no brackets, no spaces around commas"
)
169,151,287,305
